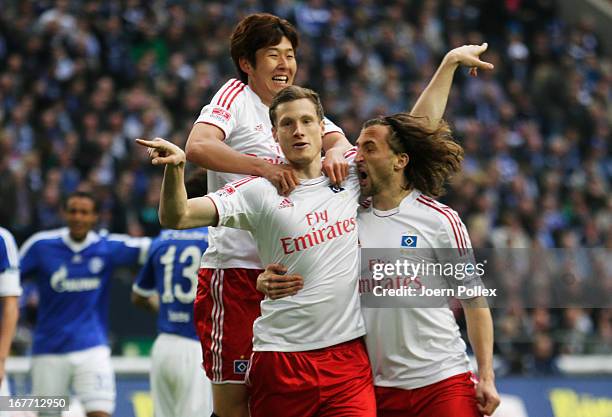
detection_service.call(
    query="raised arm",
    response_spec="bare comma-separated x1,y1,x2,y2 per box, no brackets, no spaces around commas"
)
460,297,500,415
185,123,298,196
410,43,494,128
136,138,219,229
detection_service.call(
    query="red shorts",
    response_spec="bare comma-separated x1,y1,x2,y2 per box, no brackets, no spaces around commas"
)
375,372,482,417
247,338,376,417
194,267,264,383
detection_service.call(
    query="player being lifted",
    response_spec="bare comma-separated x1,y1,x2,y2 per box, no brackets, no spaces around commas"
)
132,172,213,417
19,191,150,417
184,13,350,417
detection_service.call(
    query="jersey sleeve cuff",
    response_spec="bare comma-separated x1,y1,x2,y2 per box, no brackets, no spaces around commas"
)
194,120,229,141
132,283,157,297
138,238,152,264
0,270,23,297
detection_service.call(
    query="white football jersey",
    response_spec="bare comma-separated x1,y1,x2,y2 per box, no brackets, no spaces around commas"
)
359,190,476,389
195,79,344,269
0,227,22,297
206,156,365,352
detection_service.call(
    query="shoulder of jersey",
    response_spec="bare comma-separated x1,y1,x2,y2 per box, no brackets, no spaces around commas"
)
0,227,18,263
213,78,247,111
411,194,465,231
19,227,65,255
217,175,272,194
0,227,16,245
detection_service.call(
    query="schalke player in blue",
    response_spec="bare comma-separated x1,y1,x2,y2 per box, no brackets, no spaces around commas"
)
19,191,150,417
0,227,21,397
132,172,213,417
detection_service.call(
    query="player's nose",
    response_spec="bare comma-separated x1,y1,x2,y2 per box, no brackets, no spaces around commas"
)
355,149,364,162
278,55,288,68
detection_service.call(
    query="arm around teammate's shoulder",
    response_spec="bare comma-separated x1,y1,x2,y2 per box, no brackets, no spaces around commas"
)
186,123,298,196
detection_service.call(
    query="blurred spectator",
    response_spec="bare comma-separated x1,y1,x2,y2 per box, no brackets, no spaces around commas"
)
524,333,560,375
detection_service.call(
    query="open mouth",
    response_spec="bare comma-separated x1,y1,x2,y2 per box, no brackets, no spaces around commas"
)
272,75,289,86
293,141,308,149
358,167,369,186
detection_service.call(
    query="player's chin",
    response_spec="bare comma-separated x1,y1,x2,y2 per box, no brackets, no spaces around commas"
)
359,185,373,197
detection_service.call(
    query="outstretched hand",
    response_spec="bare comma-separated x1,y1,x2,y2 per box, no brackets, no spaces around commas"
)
136,138,186,166
446,43,494,77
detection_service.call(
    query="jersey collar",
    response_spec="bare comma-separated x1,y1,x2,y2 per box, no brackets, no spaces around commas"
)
61,228,101,253
372,189,421,217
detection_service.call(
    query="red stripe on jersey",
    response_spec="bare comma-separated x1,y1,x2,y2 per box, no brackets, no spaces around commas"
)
225,84,246,109
420,195,468,251
359,197,372,208
221,81,245,109
448,209,468,251
420,195,467,250
416,197,465,255
210,269,224,382
216,79,241,107
231,176,258,188
343,147,357,158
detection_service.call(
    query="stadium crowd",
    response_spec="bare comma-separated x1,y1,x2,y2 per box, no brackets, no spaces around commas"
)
0,0,610,375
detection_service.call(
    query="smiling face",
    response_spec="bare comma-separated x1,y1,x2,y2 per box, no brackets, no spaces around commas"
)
64,196,98,242
241,36,297,106
272,98,324,168
355,124,406,197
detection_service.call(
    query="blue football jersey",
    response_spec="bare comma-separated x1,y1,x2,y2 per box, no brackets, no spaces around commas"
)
0,227,21,297
19,227,150,354
133,228,208,340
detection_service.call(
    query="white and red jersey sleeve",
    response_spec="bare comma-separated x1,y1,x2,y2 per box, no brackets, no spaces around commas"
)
323,117,344,137
415,194,473,256
414,194,481,297
195,79,246,141
206,176,269,233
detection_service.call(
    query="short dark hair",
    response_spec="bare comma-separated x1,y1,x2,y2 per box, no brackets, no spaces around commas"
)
269,86,324,127
185,168,208,198
363,114,464,198
230,13,299,84
64,190,99,212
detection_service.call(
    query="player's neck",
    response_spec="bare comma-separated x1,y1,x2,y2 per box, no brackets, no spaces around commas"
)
372,183,412,211
249,81,273,107
291,158,323,180
68,231,88,243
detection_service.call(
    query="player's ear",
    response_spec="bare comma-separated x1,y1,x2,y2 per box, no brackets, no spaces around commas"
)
272,126,278,142
239,57,253,76
394,153,409,171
